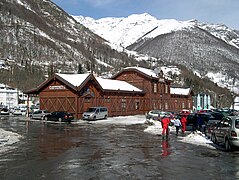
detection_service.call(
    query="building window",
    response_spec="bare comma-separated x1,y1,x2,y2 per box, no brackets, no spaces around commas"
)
188,101,191,109
122,98,126,111
153,83,157,93
85,97,91,102
135,101,139,110
105,96,110,103
165,102,168,110
182,102,185,109
165,85,168,94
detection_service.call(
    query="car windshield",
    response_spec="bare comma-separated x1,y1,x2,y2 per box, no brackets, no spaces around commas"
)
87,108,97,112
235,119,239,129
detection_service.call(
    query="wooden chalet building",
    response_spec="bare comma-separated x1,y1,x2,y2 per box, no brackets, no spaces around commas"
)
25,67,193,119
112,67,193,112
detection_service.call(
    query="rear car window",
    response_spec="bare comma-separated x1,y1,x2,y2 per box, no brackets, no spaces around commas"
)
235,119,239,129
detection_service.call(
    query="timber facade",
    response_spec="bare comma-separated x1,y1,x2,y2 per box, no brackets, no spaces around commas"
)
25,67,193,119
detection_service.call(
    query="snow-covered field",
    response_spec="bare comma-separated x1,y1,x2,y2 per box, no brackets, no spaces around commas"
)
0,115,215,153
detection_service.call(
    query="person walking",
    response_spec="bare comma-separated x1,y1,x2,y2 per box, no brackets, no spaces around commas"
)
161,116,170,139
197,115,203,132
181,115,187,134
173,116,181,136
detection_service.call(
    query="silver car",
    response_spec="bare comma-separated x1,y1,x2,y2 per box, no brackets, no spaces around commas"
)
82,107,108,120
211,116,239,151
30,110,51,120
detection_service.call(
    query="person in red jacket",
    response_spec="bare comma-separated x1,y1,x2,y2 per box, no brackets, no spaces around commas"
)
181,116,187,134
161,116,170,138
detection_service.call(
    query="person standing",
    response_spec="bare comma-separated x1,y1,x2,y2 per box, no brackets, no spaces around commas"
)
197,115,203,132
181,115,187,134
161,116,170,139
173,116,182,136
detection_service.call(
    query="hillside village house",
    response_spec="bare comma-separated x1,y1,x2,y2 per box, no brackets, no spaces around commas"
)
0,84,18,108
25,67,193,119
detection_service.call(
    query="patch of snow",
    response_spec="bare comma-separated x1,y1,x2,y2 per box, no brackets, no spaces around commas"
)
0,128,22,153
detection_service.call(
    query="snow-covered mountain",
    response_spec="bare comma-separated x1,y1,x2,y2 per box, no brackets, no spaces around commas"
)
74,13,239,94
74,13,239,50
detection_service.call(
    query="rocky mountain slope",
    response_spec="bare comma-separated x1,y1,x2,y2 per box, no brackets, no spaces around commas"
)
0,0,144,90
75,13,239,94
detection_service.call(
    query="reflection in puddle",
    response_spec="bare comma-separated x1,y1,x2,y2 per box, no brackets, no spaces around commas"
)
161,140,171,157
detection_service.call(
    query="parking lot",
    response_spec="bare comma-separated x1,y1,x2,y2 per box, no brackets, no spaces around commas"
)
0,115,239,179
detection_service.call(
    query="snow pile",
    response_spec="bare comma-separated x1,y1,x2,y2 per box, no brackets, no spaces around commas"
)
86,115,146,125
143,118,214,148
178,131,214,148
0,128,22,153
144,119,163,135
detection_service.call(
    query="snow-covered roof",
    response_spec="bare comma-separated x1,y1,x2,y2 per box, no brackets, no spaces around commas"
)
96,77,142,92
170,87,191,95
56,73,91,87
56,73,142,92
124,67,158,78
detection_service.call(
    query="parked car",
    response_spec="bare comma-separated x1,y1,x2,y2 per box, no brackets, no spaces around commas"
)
179,109,191,117
82,107,108,120
13,108,23,116
211,116,239,151
186,112,220,132
145,110,167,120
45,111,74,123
204,119,220,138
0,108,9,115
30,110,51,120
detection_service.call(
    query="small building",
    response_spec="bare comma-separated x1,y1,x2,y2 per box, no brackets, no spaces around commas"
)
25,66,194,119
0,84,18,108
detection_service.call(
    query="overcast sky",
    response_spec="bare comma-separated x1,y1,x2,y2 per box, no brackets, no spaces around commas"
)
51,0,239,30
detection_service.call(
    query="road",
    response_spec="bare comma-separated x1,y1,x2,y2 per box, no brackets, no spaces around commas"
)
0,115,239,180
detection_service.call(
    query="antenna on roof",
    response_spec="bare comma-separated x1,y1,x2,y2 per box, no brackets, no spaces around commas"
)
90,63,94,74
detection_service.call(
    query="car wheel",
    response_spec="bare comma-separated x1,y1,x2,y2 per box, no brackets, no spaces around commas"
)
225,139,232,152
104,115,107,119
93,116,96,121
58,118,62,122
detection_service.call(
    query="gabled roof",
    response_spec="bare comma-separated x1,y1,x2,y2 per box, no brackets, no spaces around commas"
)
25,73,144,94
112,66,158,80
96,77,142,92
112,66,171,82
170,87,191,96
56,73,91,87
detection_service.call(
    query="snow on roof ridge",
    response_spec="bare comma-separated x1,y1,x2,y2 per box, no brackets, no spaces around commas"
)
56,73,142,92
56,73,91,87
170,87,190,95
124,66,158,77
96,77,142,92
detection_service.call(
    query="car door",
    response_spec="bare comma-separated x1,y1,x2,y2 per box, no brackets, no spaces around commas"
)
36,110,42,119
33,110,40,119
218,118,231,143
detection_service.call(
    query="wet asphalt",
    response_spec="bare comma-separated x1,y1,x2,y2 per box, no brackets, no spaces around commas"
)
0,115,239,180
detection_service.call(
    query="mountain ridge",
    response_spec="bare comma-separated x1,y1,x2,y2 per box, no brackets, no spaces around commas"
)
74,13,239,94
